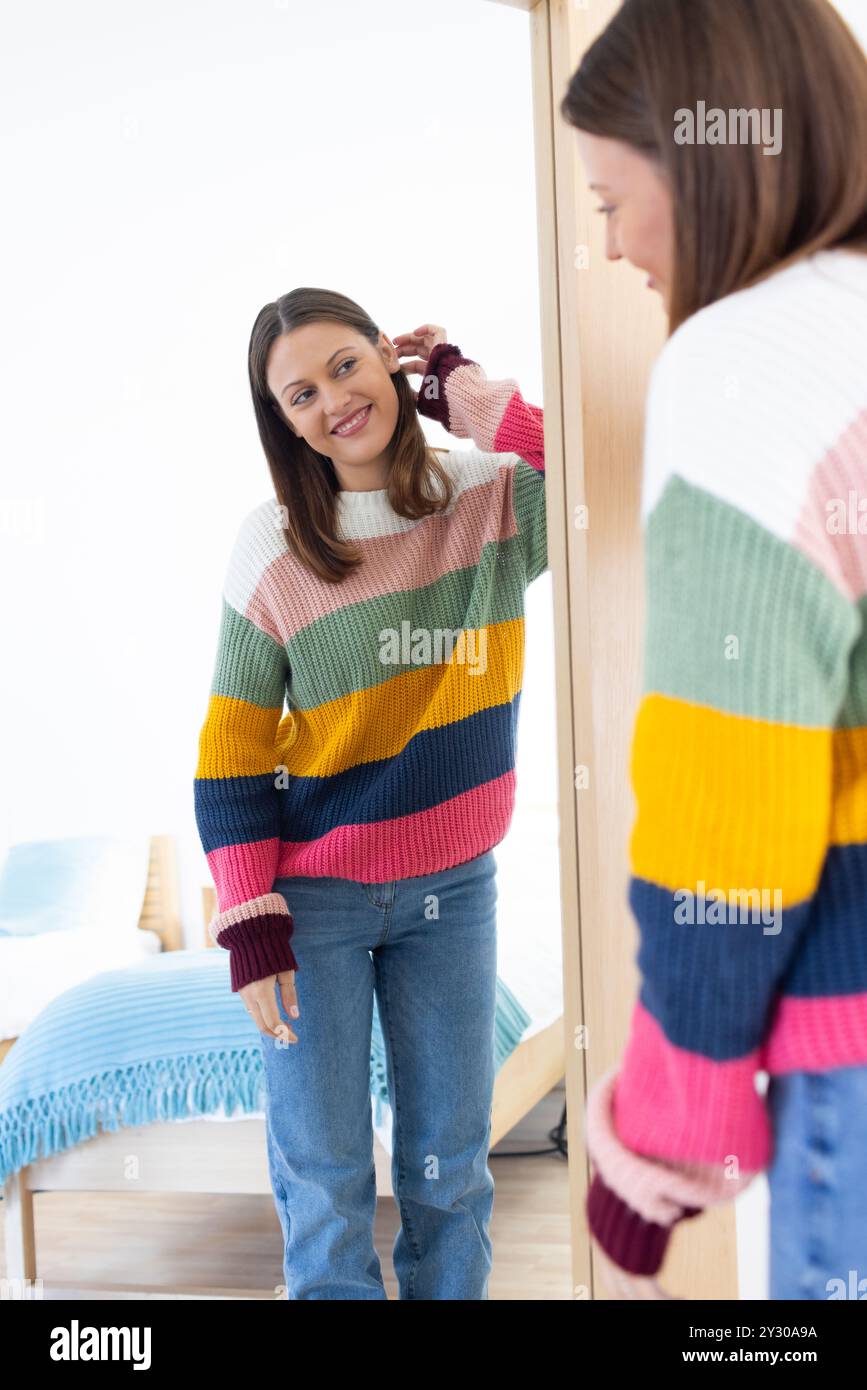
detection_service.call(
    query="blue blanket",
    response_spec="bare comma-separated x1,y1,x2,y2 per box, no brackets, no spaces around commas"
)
0,949,532,1185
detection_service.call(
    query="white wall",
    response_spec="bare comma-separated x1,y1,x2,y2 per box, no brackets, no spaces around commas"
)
0,0,552,945
835,0,867,45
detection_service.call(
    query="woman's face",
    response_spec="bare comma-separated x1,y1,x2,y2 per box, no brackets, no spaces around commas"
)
266,321,401,487
574,131,674,307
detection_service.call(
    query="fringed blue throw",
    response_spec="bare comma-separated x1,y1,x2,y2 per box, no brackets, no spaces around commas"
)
0,949,532,1184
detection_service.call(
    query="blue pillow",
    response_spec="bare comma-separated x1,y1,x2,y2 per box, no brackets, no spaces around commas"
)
0,834,151,937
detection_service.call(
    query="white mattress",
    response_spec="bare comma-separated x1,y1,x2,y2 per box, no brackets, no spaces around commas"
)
0,925,163,1039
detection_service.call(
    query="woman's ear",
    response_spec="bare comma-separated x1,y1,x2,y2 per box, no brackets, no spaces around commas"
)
379,332,400,372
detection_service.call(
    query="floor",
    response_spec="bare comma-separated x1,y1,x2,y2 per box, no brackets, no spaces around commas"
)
0,1086,572,1300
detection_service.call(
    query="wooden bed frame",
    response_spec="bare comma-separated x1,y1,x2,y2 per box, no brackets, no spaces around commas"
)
3,835,565,1297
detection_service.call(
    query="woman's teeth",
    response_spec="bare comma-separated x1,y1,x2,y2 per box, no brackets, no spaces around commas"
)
333,405,371,435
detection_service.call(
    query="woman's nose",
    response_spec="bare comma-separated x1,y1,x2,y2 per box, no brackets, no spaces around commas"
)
322,390,352,417
605,224,622,262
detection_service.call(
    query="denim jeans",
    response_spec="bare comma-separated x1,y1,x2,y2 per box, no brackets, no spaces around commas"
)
258,848,499,1300
767,1064,867,1300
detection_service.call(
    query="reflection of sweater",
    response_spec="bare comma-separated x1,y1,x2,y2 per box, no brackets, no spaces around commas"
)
193,344,546,992
426,253,867,1279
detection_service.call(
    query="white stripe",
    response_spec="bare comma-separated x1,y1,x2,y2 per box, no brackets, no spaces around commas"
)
223,498,289,616
334,446,516,541
641,249,867,537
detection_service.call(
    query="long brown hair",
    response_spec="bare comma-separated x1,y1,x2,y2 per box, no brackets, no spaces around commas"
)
248,287,453,582
560,0,867,333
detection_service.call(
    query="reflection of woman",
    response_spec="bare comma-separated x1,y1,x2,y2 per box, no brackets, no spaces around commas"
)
193,289,546,1299
561,0,867,1300
416,0,867,1304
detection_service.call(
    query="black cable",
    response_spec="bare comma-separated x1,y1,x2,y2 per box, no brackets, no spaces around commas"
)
489,1099,568,1159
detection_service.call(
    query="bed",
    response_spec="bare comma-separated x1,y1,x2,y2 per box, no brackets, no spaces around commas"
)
2,822,565,1298
0,835,180,1067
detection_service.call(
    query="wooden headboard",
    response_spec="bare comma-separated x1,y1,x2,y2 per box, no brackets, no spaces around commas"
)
137,833,183,952
202,884,217,947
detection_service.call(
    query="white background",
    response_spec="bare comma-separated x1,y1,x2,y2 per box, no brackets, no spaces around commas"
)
0,0,555,932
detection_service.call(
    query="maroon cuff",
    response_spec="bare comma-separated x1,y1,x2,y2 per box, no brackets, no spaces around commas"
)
415,342,473,429
586,1171,704,1276
218,914,299,992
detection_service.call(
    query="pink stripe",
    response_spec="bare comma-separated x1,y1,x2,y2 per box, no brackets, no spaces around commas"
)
586,1068,760,1225
492,392,545,472
792,406,867,602
615,1000,772,1169
275,772,516,880
443,366,519,452
761,991,867,1072
206,838,281,913
249,468,519,643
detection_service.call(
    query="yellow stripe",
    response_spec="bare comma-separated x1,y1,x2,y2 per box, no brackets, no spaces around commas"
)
630,693,832,904
276,619,524,778
195,696,284,779
830,725,867,845
197,619,524,781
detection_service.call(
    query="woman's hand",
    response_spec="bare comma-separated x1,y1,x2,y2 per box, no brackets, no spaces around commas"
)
392,323,449,387
240,969,299,1043
592,1242,680,1300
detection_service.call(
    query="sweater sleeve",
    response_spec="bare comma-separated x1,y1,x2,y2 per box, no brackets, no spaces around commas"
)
193,516,299,993
416,341,547,583
584,335,861,1276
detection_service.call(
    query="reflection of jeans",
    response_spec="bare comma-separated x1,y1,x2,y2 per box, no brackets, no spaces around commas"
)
767,1065,867,1300
259,849,498,1300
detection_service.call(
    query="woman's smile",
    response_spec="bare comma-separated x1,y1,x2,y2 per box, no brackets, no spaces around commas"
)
331,403,372,436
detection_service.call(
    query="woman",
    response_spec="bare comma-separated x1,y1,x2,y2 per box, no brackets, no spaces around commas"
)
407,0,867,1303
193,289,545,1299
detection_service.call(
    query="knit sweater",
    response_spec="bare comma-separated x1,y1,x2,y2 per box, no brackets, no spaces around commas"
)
193,351,546,993
401,252,867,1278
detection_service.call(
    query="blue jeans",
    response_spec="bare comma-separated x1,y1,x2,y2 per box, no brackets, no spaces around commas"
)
258,848,499,1300
767,1065,867,1300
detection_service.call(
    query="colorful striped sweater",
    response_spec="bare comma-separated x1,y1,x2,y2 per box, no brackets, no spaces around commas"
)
193,351,546,993
396,252,867,1278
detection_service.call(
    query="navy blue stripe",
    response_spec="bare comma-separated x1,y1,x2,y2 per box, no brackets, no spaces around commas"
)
781,842,867,996
195,695,520,855
630,875,811,1060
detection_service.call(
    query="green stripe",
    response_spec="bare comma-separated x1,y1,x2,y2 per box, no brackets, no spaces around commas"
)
643,475,859,725
838,593,867,729
512,458,547,582
286,536,527,710
210,599,287,708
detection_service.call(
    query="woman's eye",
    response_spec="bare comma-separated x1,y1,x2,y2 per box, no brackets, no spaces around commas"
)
596,204,616,216
291,358,356,407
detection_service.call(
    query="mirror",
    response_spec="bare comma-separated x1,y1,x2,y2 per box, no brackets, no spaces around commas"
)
1,0,568,1303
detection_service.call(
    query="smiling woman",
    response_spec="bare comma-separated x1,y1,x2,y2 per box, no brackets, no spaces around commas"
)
266,322,400,489
193,274,552,1300
247,288,455,583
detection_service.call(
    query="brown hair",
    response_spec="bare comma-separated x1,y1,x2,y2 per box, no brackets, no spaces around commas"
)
560,0,867,333
248,287,453,582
